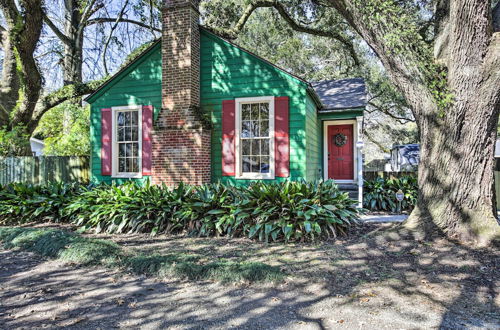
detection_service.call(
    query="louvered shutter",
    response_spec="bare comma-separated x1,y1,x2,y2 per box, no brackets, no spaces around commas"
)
275,97,290,177
222,100,236,176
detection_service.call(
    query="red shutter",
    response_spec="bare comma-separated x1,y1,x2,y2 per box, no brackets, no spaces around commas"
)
142,105,153,175
222,100,236,176
275,97,290,177
101,108,112,176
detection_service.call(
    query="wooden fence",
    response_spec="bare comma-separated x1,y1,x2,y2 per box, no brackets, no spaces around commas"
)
0,156,90,185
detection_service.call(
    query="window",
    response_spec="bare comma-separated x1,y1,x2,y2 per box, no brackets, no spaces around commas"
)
235,96,274,179
112,106,142,178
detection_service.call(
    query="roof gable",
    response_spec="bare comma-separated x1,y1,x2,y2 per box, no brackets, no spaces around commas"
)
85,40,161,103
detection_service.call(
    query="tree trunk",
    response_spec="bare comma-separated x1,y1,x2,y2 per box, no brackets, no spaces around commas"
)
406,101,500,245
62,0,83,86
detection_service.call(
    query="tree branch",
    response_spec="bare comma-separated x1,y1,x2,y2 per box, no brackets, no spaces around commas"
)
42,14,71,45
367,101,414,124
29,77,108,131
205,0,359,66
102,0,130,75
85,17,161,32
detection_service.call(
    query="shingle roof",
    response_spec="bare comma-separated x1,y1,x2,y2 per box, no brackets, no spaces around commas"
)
311,78,366,111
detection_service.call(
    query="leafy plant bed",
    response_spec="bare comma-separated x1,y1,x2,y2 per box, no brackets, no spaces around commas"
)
363,176,418,212
0,227,284,283
0,180,361,242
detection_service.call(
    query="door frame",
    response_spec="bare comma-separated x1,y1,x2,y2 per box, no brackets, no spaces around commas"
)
323,119,358,183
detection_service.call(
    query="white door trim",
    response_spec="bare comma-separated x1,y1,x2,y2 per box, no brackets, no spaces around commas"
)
323,119,358,183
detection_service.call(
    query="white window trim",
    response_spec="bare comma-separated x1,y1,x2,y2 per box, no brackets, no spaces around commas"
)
323,119,358,183
235,96,275,180
111,105,143,179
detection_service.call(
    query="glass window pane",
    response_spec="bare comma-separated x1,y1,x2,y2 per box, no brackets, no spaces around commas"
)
119,144,126,157
260,120,269,137
126,143,132,157
125,127,132,141
251,104,259,120
242,140,251,155
260,103,269,120
260,156,270,173
261,140,269,156
251,121,259,137
124,112,131,125
131,127,139,141
117,127,125,141
119,158,126,172
242,156,251,173
241,121,252,138
117,112,125,126
129,158,139,173
242,104,251,120
251,156,260,173
131,111,138,125
132,143,139,157
251,139,260,155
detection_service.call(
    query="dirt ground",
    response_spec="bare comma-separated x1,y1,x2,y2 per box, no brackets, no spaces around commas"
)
0,223,499,329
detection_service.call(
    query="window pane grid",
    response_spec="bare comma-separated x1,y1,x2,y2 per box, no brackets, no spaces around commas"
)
240,102,271,174
116,110,140,174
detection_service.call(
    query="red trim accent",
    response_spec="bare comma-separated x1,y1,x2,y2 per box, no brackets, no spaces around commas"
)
101,108,112,176
275,97,290,177
222,100,236,176
142,105,153,176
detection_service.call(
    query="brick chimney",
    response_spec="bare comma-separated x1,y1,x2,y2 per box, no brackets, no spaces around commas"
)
152,0,211,185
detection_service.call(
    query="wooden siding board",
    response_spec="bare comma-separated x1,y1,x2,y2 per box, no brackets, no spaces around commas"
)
89,29,314,185
200,29,310,184
89,44,162,184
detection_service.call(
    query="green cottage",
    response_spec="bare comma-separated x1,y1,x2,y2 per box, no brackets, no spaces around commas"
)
84,0,367,205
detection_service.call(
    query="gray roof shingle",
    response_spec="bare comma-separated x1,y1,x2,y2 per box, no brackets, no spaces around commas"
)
311,78,366,111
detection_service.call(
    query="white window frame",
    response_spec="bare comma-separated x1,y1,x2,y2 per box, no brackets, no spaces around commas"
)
111,105,143,178
235,96,275,180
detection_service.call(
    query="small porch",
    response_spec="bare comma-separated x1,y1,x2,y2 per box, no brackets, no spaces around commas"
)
312,78,366,207
319,115,364,207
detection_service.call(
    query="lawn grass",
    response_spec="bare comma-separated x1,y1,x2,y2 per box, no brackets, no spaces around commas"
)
0,227,284,283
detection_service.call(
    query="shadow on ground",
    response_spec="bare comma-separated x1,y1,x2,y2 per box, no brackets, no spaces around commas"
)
0,223,498,329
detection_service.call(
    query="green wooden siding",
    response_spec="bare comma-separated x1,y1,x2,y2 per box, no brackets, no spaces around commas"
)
305,94,321,181
87,30,342,185
200,29,311,185
88,42,162,184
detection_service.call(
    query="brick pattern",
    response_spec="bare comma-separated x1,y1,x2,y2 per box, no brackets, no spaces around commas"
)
152,0,211,186
151,129,211,185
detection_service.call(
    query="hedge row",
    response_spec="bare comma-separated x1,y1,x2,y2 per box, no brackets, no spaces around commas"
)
0,180,361,242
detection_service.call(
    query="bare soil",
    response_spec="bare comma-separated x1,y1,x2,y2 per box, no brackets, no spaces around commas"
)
0,223,499,329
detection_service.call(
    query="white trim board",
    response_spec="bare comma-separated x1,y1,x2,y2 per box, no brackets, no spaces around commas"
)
111,105,143,179
323,119,358,183
234,96,275,180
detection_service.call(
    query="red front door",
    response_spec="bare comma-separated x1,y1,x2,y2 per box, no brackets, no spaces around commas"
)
328,124,354,180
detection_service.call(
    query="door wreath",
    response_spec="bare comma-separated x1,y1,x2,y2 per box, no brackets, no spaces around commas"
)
334,133,347,147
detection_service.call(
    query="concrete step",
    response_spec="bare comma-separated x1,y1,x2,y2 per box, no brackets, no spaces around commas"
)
337,184,358,191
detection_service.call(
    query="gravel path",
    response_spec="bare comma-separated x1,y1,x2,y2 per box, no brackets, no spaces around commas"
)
1,245,498,329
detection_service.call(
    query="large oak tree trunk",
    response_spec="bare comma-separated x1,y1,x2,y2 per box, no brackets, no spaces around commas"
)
325,0,500,245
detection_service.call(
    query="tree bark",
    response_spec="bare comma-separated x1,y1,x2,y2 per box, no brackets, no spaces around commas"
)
326,0,500,245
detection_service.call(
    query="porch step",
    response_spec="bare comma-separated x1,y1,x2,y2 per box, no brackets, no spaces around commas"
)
337,184,359,200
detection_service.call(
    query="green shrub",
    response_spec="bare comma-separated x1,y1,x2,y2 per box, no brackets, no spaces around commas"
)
363,176,418,212
1,180,361,242
0,182,82,225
